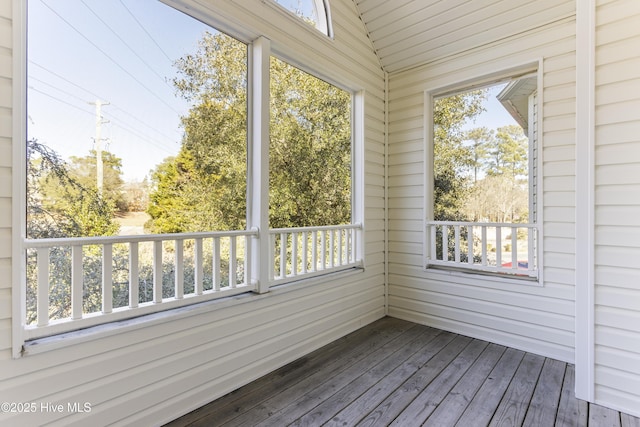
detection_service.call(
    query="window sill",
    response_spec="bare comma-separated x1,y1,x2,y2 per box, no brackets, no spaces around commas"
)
423,266,542,287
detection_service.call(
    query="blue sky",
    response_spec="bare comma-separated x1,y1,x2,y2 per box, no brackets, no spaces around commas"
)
27,0,214,181
27,0,516,182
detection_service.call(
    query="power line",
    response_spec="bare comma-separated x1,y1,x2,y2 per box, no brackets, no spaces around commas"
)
117,0,174,63
39,0,182,116
29,86,95,117
79,0,173,91
29,61,103,100
29,62,181,147
29,84,178,153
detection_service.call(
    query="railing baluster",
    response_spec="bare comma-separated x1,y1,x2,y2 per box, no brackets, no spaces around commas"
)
292,232,298,277
175,239,184,299
454,225,461,263
430,224,436,263
338,229,343,266
213,237,220,291
496,226,502,267
481,226,487,266
244,235,250,287
329,230,335,268
195,238,203,295
442,225,448,262
103,243,113,314
229,236,237,288
302,231,308,274
321,231,326,270
71,245,83,320
37,248,49,327
468,225,474,265
511,227,518,270
311,231,317,271
129,242,139,308
153,241,162,304
269,233,276,281
280,233,287,278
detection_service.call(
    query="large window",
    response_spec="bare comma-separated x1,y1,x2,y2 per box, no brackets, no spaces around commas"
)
426,70,540,280
18,0,361,347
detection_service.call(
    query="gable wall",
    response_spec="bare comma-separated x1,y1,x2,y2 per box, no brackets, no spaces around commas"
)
387,17,578,363
0,1,386,425
593,0,640,415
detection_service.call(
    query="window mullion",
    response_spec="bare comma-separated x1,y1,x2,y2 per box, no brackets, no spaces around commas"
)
248,36,271,294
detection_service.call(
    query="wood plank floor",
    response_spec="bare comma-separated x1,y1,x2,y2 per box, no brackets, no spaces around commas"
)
165,317,640,427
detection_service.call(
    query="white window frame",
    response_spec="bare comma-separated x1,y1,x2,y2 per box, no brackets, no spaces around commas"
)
11,0,364,357
423,61,544,286
268,0,334,38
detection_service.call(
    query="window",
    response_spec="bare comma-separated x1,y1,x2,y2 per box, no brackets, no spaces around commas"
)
269,57,352,228
272,0,332,37
17,1,361,348
426,69,540,280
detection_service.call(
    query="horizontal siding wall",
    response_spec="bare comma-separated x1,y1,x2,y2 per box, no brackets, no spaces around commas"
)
594,0,640,417
355,0,575,73
0,0,13,355
387,17,577,363
0,0,386,425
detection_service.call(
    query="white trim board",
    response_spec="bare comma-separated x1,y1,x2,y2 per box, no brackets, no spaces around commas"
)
574,0,596,403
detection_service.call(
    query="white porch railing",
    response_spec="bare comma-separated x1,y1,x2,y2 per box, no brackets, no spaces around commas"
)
426,221,538,279
23,224,363,340
24,229,258,340
269,224,363,285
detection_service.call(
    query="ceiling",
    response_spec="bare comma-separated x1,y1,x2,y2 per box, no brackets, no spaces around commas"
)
353,0,576,74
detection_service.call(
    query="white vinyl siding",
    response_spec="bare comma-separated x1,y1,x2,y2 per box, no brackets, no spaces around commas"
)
387,17,577,363
0,0,13,355
593,0,640,416
0,0,386,425
354,0,575,73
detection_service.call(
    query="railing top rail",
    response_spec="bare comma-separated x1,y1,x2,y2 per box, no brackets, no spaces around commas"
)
426,221,536,228
269,223,362,234
24,228,259,249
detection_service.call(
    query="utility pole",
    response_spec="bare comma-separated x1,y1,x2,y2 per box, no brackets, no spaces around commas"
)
90,100,109,195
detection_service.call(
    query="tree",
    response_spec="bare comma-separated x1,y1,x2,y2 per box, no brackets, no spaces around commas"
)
146,31,352,233
433,90,487,221
26,139,122,324
269,57,351,228
464,127,494,183
67,150,127,212
487,124,528,180
146,32,248,233
27,139,120,239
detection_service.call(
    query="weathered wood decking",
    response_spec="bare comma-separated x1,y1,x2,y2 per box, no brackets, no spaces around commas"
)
166,317,640,427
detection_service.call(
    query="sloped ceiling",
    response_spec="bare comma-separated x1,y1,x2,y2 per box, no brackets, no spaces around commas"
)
353,0,576,74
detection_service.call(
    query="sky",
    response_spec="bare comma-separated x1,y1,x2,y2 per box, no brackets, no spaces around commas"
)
27,0,516,183
27,0,215,181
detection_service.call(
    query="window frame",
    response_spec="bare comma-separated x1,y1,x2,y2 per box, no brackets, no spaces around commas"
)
268,0,334,38
12,0,364,357
423,61,544,285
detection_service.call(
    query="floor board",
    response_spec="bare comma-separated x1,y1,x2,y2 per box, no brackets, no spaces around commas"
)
165,317,640,427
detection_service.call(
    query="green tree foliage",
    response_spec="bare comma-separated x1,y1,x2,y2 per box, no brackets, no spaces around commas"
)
146,32,352,233
488,124,528,180
26,139,122,324
27,139,120,238
146,32,247,233
433,91,486,221
269,57,351,228
464,126,494,183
